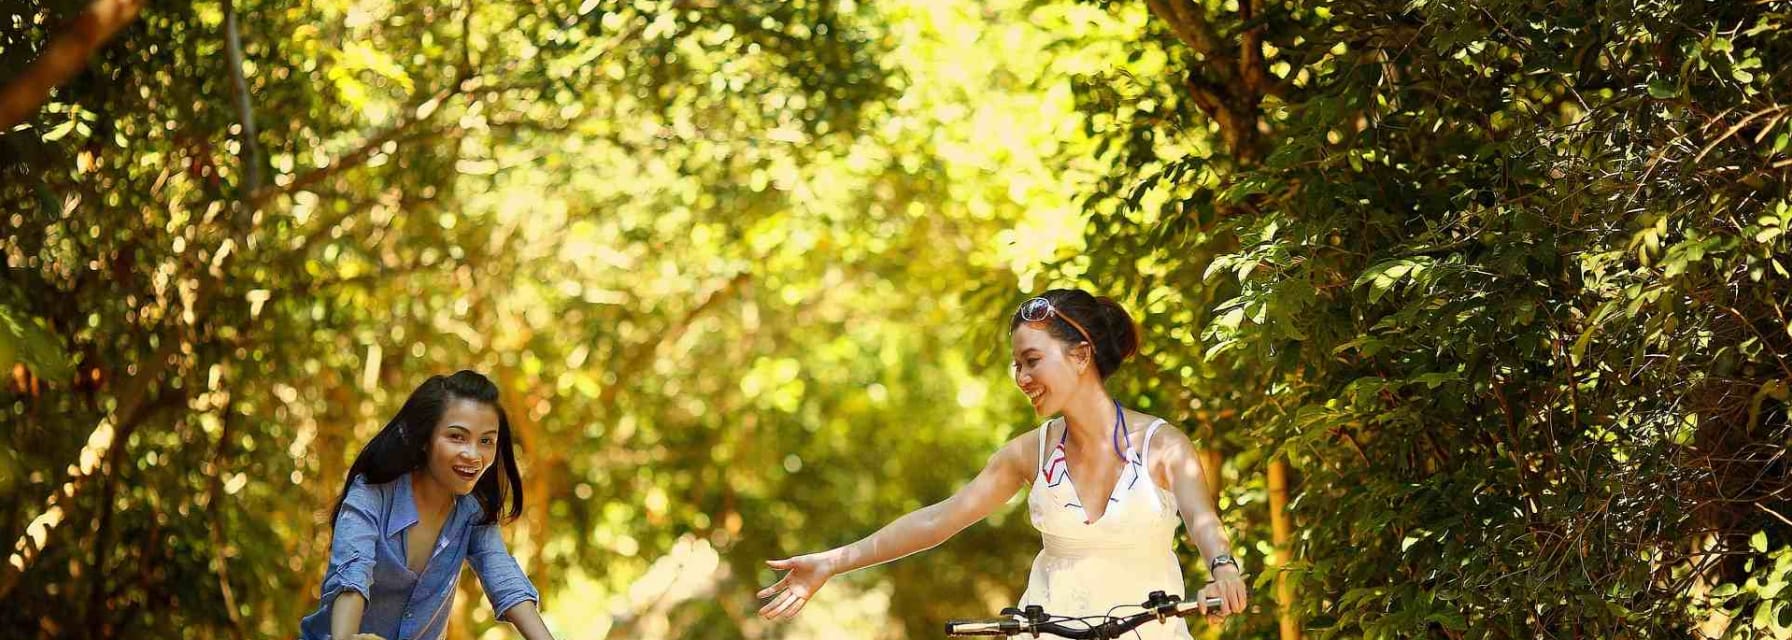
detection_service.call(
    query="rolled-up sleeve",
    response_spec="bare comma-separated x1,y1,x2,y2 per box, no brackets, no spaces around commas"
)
467,522,540,619
318,478,380,604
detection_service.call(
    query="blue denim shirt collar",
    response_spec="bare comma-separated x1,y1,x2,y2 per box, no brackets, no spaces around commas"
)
386,471,420,538
387,471,483,539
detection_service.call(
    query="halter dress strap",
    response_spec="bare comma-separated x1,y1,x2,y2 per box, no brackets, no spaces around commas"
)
1140,418,1168,464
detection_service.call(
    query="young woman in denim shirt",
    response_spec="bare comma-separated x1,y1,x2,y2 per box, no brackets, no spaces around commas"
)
300,370,554,640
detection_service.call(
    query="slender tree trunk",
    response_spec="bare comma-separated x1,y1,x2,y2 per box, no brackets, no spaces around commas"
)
499,364,556,584
1268,458,1299,640
1199,449,1225,496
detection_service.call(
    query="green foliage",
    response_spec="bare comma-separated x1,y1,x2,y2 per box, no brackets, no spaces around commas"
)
0,305,72,382
6,0,1792,638
1700,540,1792,639
0,1,1122,638
1061,0,1792,637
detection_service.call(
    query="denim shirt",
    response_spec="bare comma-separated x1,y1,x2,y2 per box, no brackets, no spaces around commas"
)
299,473,539,640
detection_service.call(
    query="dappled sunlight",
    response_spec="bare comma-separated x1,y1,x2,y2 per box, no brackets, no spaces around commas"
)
781,579,898,640
9,0,1214,635
8,0,1790,637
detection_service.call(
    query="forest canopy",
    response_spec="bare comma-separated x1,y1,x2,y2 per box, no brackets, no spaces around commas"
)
3,0,1790,638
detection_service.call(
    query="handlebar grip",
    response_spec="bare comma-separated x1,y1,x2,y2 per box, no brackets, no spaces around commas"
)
1172,595,1230,616
945,619,1020,636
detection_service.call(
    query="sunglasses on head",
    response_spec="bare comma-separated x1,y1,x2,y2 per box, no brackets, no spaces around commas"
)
1017,297,1094,346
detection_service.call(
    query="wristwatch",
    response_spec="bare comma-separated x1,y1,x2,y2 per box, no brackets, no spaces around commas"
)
1209,554,1240,574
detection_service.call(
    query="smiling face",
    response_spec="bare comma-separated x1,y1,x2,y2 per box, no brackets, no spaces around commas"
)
1011,323,1089,417
421,397,501,496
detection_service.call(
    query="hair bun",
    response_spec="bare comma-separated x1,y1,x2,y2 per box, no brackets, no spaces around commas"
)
1092,296,1140,374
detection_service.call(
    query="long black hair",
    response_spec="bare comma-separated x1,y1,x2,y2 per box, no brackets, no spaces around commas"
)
329,370,524,527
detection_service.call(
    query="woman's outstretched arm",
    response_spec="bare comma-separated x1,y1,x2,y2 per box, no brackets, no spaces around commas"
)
756,432,1035,621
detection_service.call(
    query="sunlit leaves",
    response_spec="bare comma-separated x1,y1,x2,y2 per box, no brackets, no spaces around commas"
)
0,307,74,382
1053,0,1792,636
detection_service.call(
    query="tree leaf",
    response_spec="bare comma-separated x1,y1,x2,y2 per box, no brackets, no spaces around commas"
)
0,305,74,381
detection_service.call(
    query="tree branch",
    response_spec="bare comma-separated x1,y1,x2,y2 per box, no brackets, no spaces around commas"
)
598,273,751,409
0,0,145,130
6,70,478,589
460,0,476,73
1184,71,1264,163
0,335,178,600
1238,0,1269,97
1144,0,1237,82
243,71,471,211
206,399,247,640
1148,0,1269,163
83,386,188,621
1183,68,1233,120
222,0,263,199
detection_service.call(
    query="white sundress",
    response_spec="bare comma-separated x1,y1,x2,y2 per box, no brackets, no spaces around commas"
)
1018,417,1194,640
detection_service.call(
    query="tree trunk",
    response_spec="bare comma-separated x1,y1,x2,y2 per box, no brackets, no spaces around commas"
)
1269,458,1299,640
1198,448,1225,496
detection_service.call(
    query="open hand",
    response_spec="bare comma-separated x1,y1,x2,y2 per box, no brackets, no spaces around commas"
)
756,552,836,621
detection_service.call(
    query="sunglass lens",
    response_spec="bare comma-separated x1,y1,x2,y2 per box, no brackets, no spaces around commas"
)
1021,298,1050,321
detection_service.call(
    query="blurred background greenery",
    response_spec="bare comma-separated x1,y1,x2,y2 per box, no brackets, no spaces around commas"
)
2,0,1790,638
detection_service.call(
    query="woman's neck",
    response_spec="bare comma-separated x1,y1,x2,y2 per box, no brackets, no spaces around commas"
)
1060,386,1118,454
409,470,454,519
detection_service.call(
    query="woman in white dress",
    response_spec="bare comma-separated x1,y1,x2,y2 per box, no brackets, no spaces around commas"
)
758,289,1248,636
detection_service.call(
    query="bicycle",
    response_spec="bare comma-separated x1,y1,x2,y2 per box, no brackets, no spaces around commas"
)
945,590,1227,639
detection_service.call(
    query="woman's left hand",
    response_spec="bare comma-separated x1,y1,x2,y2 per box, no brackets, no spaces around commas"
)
1198,565,1248,624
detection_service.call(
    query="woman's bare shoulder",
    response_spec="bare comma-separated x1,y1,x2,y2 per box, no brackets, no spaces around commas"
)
995,419,1055,479
1136,414,1195,454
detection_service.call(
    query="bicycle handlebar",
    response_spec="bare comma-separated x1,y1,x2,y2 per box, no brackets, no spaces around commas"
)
945,591,1227,639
